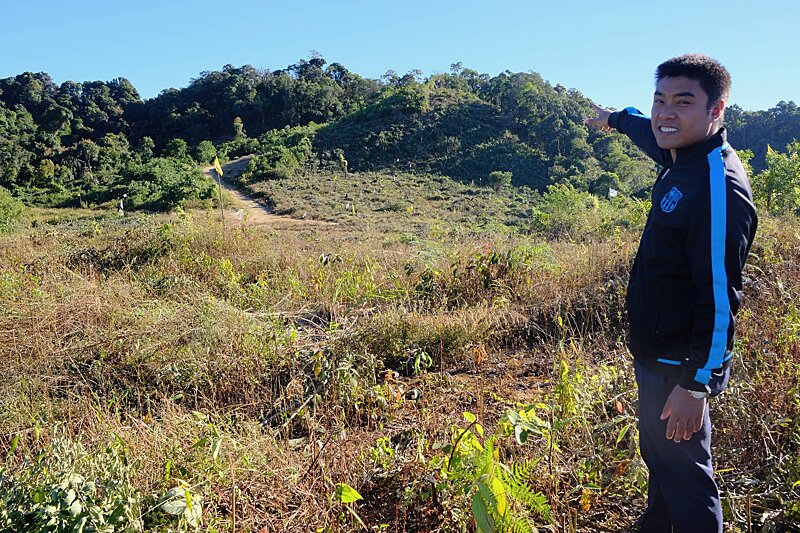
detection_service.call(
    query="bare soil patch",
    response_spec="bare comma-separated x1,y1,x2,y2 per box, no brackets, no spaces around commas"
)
203,156,333,229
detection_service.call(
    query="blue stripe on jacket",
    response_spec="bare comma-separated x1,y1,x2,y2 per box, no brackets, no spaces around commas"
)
697,145,731,384
623,107,649,119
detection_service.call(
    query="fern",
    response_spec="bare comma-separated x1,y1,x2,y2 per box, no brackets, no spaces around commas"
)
506,517,536,533
442,413,553,533
498,461,552,522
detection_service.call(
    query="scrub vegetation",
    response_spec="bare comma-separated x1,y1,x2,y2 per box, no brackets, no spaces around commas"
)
1,191,799,532
1,55,799,532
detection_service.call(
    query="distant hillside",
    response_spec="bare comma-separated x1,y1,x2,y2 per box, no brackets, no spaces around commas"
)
726,101,800,170
0,57,797,208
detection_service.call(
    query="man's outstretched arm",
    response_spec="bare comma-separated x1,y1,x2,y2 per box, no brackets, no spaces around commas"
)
583,104,613,132
584,104,673,167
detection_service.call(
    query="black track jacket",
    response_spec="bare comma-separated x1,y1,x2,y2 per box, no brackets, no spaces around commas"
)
609,107,758,393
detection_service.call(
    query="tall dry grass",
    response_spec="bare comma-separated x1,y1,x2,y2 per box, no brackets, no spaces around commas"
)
0,210,798,531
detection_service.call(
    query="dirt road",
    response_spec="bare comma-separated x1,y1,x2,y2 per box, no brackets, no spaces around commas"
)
202,155,326,229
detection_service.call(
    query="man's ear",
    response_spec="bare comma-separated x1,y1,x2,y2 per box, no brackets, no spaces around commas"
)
710,99,726,122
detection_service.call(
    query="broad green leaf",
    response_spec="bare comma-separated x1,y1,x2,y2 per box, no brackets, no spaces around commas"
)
161,498,187,516
477,481,497,508
492,476,508,519
505,410,519,424
108,502,126,524
616,422,632,445
335,482,363,503
161,487,187,515
74,516,87,533
68,499,82,517
463,412,477,423
514,425,528,444
8,435,19,457
471,491,495,533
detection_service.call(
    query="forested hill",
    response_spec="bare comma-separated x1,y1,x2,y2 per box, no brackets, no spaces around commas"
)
1,57,798,209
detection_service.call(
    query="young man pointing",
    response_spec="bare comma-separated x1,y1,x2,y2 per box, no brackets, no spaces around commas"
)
585,54,758,532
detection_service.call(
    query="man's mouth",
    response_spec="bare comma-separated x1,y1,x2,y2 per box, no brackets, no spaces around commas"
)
659,126,678,133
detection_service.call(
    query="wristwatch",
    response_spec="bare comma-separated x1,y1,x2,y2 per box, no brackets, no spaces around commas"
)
686,388,709,400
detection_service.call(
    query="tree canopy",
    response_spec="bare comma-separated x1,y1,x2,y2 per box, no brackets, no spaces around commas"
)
0,56,797,209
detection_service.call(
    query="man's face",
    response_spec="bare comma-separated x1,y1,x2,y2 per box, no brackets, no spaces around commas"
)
651,76,723,150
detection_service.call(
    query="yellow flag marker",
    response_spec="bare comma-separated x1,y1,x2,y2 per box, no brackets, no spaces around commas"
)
212,156,225,232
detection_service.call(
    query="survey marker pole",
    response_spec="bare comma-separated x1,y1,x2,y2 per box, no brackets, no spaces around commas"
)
214,156,226,232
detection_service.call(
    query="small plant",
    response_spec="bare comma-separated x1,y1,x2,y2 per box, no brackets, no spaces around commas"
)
155,482,203,530
435,412,551,532
331,482,367,530
0,434,143,532
0,187,25,230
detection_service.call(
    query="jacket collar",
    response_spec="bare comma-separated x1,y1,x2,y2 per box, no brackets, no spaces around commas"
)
673,128,728,164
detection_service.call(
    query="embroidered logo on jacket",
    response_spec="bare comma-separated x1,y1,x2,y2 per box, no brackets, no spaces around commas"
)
660,186,683,213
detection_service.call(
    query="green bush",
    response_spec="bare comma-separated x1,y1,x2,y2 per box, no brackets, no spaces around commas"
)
488,170,512,191
120,158,216,211
194,140,217,164
237,124,318,184
0,187,25,230
532,183,606,239
0,435,143,532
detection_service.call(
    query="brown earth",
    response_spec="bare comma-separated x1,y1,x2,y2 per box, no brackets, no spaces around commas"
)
202,155,333,229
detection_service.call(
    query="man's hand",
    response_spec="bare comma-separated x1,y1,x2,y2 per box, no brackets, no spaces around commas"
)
584,104,613,132
660,385,707,442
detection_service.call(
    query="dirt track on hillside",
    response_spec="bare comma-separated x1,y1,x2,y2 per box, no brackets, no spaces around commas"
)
203,155,330,229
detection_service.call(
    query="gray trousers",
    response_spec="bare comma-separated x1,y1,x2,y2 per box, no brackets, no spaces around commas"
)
634,360,730,533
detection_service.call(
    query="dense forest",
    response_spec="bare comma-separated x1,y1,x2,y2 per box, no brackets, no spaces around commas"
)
1,56,799,213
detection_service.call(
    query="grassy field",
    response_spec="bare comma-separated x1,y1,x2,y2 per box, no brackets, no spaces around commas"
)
1,173,798,532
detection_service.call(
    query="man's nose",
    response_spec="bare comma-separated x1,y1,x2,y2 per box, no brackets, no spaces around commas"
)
659,105,677,119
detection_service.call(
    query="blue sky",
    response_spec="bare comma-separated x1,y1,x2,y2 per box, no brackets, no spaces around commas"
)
3,0,797,111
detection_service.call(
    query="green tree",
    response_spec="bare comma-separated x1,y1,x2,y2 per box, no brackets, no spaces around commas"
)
194,140,217,163
753,142,800,214
34,159,56,187
488,170,512,191
163,138,190,160
136,136,155,161
233,116,246,139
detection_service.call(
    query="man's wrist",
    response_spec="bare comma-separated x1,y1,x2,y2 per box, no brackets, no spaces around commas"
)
679,370,712,397
607,110,621,129
680,386,709,399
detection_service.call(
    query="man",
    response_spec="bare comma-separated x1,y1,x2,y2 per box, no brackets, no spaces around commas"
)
585,54,757,532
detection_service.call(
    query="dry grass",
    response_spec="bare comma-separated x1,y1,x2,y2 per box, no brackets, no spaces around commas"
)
1,208,798,532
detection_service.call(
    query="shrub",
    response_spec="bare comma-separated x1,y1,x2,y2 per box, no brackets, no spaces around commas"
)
0,435,143,532
488,170,513,192
532,183,606,239
194,140,217,164
120,158,216,211
0,187,25,230
162,138,191,161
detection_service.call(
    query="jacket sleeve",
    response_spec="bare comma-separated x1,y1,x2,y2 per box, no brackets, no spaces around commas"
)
680,158,756,392
608,107,673,167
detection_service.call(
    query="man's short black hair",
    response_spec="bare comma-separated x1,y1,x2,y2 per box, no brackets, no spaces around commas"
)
656,54,731,111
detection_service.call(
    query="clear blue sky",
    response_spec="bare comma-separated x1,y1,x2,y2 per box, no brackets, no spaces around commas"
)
3,0,797,111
